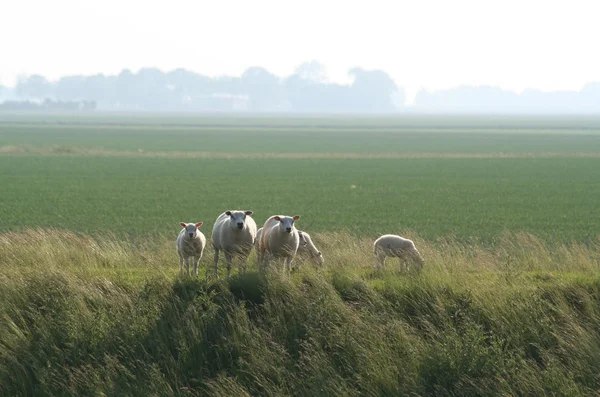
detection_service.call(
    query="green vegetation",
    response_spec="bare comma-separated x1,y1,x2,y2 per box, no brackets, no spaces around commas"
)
2,114,600,154
1,155,599,241
1,229,600,396
1,115,600,395
1,116,600,241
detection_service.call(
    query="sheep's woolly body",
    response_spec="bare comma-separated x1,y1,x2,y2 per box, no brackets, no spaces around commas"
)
176,223,207,277
256,228,323,267
258,215,300,273
211,210,257,279
373,234,424,270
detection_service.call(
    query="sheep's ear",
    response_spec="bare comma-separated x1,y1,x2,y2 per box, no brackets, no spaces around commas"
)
225,211,232,216
245,211,253,216
293,215,300,221
180,222,186,228
273,216,281,221
196,222,203,228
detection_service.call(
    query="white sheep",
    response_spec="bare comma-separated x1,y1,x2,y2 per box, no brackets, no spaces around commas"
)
297,230,324,267
211,210,257,279
256,228,324,268
373,234,424,271
177,222,207,277
257,227,323,268
257,215,301,274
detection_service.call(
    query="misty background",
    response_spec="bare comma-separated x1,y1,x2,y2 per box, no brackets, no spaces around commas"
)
1,61,600,114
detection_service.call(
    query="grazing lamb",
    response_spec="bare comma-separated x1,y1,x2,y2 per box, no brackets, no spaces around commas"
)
257,215,301,273
255,227,322,268
296,230,324,267
373,234,424,271
177,222,207,277
211,210,257,279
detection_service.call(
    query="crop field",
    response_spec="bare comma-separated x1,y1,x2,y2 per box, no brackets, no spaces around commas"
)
1,114,600,242
2,114,600,396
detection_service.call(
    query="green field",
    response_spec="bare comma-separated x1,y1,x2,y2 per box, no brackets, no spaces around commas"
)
1,115,599,242
2,115,600,396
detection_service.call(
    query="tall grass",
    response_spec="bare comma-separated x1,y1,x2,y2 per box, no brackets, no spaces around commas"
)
1,229,600,396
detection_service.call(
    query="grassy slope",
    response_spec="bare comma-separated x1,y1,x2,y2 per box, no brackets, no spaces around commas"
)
2,229,600,396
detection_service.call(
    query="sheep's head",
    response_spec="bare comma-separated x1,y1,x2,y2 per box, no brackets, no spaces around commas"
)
273,215,300,234
314,253,324,266
180,222,203,238
226,210,253,230
299,231,324,265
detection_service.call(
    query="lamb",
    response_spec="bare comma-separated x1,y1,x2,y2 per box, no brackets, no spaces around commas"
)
373,234,424,271
256,227,324,268
211,210,257,279
297,230,325,267
176,222,207,277
257,215,301,273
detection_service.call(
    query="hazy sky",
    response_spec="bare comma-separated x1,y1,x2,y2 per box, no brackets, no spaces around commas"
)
1,0,599,99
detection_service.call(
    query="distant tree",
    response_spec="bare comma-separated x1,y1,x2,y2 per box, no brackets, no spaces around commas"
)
283,62,356,112
0,98,97,112
55,75,85,100
348,68,399,112
240,67,281,111
83,74,114,106
135,67,174,110
16,75,53,99
294,60,329,83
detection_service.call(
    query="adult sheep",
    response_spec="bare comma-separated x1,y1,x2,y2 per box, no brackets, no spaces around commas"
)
211,210,257,279
177,222,206,277
373,234,424,271
256,228,324,268
257,215,300,274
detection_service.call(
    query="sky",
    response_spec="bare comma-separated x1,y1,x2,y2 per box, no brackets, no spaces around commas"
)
1,0,599,100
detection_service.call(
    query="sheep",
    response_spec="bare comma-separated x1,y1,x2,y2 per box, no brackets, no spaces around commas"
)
177,222,207,277
257,215,301,274
297,230,325,267
211,210,257,279
373,234,424,271
256,227,324,269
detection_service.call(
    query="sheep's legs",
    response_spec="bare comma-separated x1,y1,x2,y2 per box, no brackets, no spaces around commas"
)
185,257,190,276
285,257,293,275
213,248,220,278
225,252,233,280
193,255,201,278
179,254,184,276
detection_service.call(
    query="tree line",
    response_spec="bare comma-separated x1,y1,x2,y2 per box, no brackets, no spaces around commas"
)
2,61,600,113
5,62,400,113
